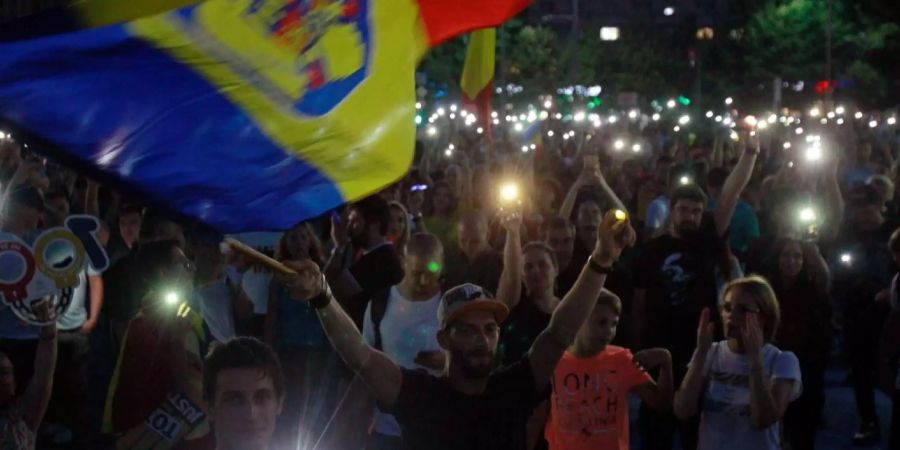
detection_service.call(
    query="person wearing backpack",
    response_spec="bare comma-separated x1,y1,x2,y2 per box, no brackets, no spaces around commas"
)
361,233,446,450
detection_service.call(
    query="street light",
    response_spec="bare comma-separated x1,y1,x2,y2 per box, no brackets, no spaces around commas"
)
600,27,620,41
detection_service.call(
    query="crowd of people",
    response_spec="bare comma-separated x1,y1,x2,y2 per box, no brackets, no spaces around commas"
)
0,101,899,450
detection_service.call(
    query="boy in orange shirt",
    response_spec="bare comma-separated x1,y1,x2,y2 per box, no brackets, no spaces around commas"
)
545,290,673,450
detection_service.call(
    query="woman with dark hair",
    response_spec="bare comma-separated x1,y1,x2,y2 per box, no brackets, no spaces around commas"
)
263,222,338,450
762,238,832,450
0,302,56,450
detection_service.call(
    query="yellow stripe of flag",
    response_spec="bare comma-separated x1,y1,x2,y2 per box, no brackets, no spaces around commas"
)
460,28,496,101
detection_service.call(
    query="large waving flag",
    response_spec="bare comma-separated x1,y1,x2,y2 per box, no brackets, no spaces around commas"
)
0,0,529,232
460,28,496,140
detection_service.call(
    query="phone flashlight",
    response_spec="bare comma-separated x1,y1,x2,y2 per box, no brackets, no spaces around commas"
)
840,253,852,266
614,209,627,221
499,182,520,204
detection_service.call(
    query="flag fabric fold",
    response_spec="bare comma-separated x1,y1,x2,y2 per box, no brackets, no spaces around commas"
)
0,0,530,232
460,28,496,140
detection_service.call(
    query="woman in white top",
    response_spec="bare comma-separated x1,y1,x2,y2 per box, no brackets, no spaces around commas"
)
674,275,802,450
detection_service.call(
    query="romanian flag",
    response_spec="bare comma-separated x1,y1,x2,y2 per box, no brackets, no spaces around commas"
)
0,0,529,232
460,28,496,140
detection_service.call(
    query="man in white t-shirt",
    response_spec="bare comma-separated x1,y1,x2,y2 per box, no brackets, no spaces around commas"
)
192,236,255,342
228,232,281,337
361,233,446,450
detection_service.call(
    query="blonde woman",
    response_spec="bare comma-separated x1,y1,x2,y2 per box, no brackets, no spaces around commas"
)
674,276,802,450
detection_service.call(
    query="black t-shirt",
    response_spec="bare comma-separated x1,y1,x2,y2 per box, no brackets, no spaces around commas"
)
829,219,898,300
634,213,725,379
389,358,541,450
348,243,404,327
499,294,551,366
442,248,503,293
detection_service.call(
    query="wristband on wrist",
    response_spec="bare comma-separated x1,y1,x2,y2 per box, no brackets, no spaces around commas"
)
587,255,614,275
310,275,332,309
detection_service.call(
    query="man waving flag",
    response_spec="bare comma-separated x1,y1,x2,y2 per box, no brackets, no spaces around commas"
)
0,0,530,232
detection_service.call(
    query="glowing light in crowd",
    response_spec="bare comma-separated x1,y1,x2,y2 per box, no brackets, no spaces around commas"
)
608,115,619,124
165,292,180,305
768,114,777,123
663,6,675,16
444,149,453,157
678,115,690,125
449,113,456,119
628,110,639,119
809,107,820,117
799,207,816,223
544,100,552,109
437,107,445,116
795,127,804,135
725,97,733,105
679,176,691,185
614,209,627,221
614,139,625,150
673,125,681,132
514,123,524,132
427,126,437,136
722,117,733,126
447,144,455,150
555,113,563,119
492,118,500,125
450,104,457,112
730,131,739,141
835,106,845,115
744,115,758,127
547,130,555,137
757,120,768,130
855,112,863,119
632,143,642,153
805,144,822,162
706,111,714,118
826,111,835,119
574,111,586,122
666,99,676,109
840,253,852,265
783,142,791,149
714,115,722,122
476,127,483,134
491,111,499,118
869,120,878,128
888,117,897,126
415,102,422,110
652,113,661,121
836,118,844,125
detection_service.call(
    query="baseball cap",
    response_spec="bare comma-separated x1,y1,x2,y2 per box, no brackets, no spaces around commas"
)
848,184,883,207
9,185,53,215
438,283,509,329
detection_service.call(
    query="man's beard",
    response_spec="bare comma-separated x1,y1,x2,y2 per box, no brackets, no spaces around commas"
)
456,349,495,379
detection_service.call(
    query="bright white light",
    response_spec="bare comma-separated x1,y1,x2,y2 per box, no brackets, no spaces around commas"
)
632,143,642,153
855,112,863,119
826,111,835,119
722,117,733,126
725,97,733,105
450,104,458,112
608,115,619,124
714,115,722,122
499,182,520,202
888,117,897,126
836,118,844,125
783,142,792,149
539,110,549,120
666,99,676,109
530,144,537,150
574,111,586,122
768,114,777,123
628,110,639,119
614,139,625,150
445,149,453,157
799,207,816,223
869,120,878,128
706,111,714,118
673,125,681,132
165,292,179,305
555,113,563,120
795,127,804,135
819,118,827,124
600,27,620,41
547,130,555,137
835,106,845,115
0,131,6,140
543,100,552,109
809,107,820,117
449,113,456,120
491,111,499,118
652,113,661,121
514,123,524,132
492,118,500,125
562,133,570,141
840,253,852,265
730,131,739,141
476,127,484,134
805,145,823,162
448,143,455,150
744,115,758,127
415,102,422,110
757,120,768,130
663,6,675,16
437,107,446,116
678,115,690,125
427,126,437,136
679,176,691,185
